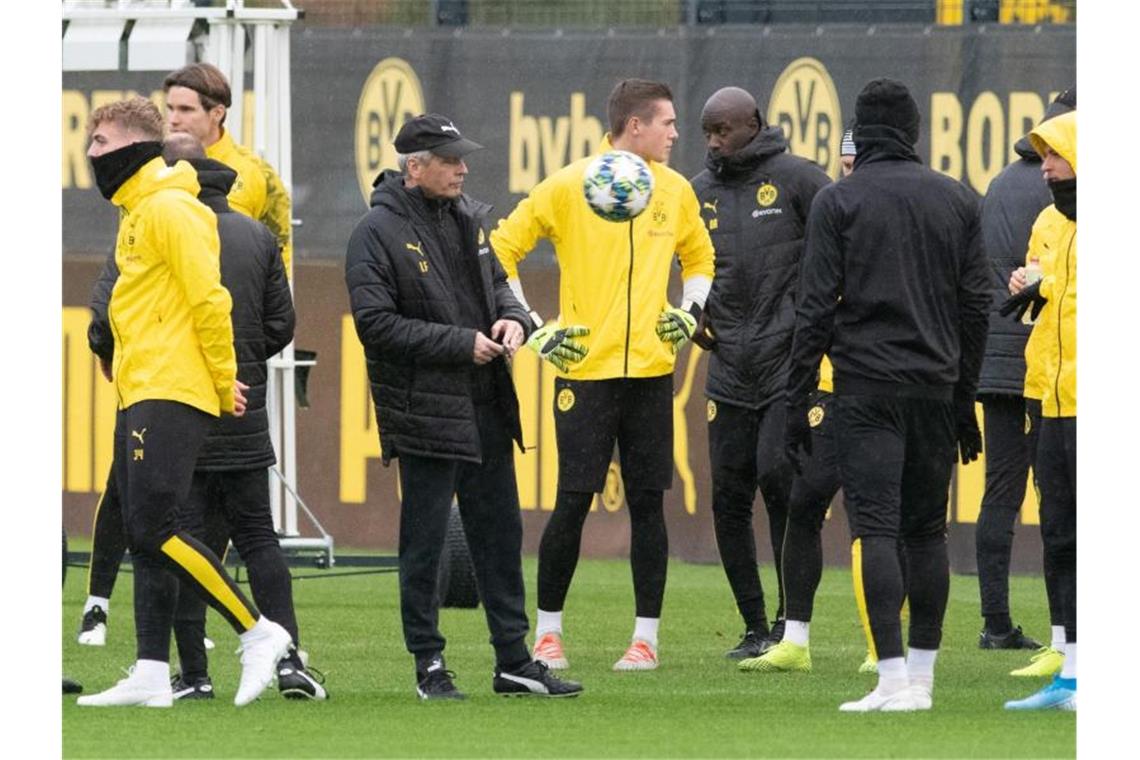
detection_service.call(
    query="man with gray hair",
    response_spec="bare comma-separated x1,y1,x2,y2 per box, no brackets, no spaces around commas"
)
345,114,583,700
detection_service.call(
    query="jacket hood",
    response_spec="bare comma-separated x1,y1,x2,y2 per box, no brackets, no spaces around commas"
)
1029,110,1076,174
1013,97,1075,160
112,156,201,210
704,125,788,177
185,157,237,210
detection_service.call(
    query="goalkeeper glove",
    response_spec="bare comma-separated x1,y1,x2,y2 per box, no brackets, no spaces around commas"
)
656,304,700,353
998,281,1047,322
526,322,590,372
955,399,983,464
691,309,717,351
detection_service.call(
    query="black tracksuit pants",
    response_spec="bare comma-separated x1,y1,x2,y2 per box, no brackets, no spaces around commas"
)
708,399,792,632
87,466,128,601
834,393,956,661
395,403,531,672
975,395,1060,631
1036,416,1076,642
781,392,841,623
173,469,301,680
115,401,260,662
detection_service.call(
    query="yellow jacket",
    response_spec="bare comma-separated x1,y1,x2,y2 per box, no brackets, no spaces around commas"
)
108,157,237,415
207,129,294,275
492,138,715,380
1024,111,1076,417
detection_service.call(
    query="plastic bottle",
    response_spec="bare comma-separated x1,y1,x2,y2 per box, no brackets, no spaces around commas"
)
1021,257,1042,325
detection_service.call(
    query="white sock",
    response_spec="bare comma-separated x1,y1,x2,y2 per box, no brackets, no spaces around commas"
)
1051,625,1066,652
132,659,169,687
536,609,562,637
85,595,110,614
784,620,810,647
1061,642,1076,680
633,617,659,648
906,647,938,680
239,615,272,644
876,657,909,693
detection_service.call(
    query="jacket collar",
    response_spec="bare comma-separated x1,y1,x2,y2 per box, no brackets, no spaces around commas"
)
111,157,201,211
369,169,490,223
852,125,922,169
704,125,788,179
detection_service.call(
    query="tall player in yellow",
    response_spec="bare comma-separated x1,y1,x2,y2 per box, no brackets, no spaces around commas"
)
492,79,715,671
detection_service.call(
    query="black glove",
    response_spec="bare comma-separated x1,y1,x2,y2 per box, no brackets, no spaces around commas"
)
784,401,813,475
691,309,717,351
998,281,1047,322
955,400,983,464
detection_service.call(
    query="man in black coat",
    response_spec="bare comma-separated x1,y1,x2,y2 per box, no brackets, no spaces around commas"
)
689,86,831,660
345,114,582,700
974,90,1074,669
787,79,990,712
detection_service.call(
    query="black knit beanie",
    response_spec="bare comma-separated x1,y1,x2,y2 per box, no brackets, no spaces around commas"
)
855,78,920,145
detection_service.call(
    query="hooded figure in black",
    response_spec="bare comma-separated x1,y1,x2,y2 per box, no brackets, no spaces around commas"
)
689,86,831,660
787,78,991,712
344,113,582,701
973,88,1075,661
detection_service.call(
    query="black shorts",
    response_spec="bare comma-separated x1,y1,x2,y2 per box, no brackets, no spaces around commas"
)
553,375,673,493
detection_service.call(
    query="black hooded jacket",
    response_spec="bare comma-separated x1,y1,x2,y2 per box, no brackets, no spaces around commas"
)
344,170,531,464
87,159,295,471
689,126,831,409
788,126,991,406
975,134,1054,396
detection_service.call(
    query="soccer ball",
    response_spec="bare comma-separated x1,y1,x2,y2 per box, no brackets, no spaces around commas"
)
582,150,654,223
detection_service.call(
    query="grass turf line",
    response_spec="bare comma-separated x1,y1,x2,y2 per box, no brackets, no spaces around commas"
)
63,555,1074,758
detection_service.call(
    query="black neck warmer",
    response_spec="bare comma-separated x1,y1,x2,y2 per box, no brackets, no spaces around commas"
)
1049,178,1076,220
90,141,163,200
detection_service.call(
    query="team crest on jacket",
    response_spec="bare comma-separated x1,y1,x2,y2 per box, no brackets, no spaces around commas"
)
757,183,778,207
808,405,825,427
557,388,575,412
651,201,668,225
707,399,717,422
701,198,719,231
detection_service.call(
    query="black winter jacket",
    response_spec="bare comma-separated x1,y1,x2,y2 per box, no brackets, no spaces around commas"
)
690,126,831,409
87,159,295,471
788,127,991,406
975,136,1050,396
345,171,531,464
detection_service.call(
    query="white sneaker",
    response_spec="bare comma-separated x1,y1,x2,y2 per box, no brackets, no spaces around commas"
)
839,684,931,712
77,668,172,708
235,618,293,707
909,677,934,707
204,637,215,650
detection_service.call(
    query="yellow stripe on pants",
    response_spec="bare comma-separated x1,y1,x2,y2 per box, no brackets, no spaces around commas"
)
160,535,256,631
85,487,108,596
851,538,877,662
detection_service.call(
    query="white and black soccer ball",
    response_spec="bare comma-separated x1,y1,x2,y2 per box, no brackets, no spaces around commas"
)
582,150,654,223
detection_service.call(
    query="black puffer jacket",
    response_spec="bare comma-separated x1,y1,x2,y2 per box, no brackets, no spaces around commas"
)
345,170,531,464
975,135,1052,397
690,126,830,409
87,160,295,471
789,127,991,405
193,159,295,470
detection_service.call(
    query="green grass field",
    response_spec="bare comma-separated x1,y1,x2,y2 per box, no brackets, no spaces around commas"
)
62,552,1074,758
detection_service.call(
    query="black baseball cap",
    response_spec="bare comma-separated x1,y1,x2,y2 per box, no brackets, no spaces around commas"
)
393,113,483,158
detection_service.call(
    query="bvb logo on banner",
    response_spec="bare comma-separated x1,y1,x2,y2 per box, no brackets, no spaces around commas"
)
355,57,425,204
767,57,842,178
